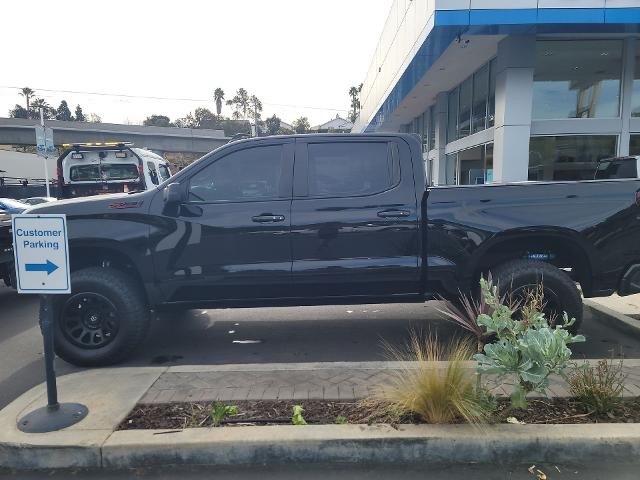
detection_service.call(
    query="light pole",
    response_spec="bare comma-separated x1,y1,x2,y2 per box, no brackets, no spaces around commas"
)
39,108,51,198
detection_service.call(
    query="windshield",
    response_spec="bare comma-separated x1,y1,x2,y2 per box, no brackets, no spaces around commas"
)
69,163,139,182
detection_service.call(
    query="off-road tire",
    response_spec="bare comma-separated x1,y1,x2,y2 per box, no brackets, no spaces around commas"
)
48,267,149,366
492,259,583,333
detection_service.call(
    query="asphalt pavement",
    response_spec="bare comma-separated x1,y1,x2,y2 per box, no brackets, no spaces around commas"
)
4,462,640,480
2,284,640,409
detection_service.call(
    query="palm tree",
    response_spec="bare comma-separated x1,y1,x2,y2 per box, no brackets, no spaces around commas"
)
214,88,225,115
19,87,35,111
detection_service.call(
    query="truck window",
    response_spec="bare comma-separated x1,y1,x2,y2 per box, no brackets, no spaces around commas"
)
147,161,159,185
188,145,284,202
70,165,101,181
158,164,171,182
100,164,139,180
307,142,399,198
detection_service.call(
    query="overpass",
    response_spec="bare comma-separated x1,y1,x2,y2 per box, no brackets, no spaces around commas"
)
0,117,230,154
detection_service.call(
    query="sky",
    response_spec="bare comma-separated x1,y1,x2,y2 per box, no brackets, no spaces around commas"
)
0,0,393,127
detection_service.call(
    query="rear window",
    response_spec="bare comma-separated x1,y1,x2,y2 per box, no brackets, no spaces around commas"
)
307,142,399,197
69,163,138,182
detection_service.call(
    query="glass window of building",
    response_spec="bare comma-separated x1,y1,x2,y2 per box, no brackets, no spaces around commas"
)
532,40,623,119
488,58,496,128
447,88,458,143
458,146,485,185
632,44,640,117
458,76,472,138
472,64,489,134
421,111,429,150
630,135,640,156
428,106,436,151
444,153,457,185
528,135,617,181
485,143,494,182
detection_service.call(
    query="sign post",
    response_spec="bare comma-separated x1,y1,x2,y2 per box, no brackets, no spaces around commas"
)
12,214,88,433
35,108,55,198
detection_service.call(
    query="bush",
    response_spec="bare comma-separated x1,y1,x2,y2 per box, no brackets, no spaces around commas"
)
569,359,626,416
473,278,585,409
368,335,493,424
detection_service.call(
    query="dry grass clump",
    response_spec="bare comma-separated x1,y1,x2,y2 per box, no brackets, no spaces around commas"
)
365,334,492,425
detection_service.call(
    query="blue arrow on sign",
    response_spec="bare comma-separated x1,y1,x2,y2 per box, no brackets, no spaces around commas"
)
25,260,59,275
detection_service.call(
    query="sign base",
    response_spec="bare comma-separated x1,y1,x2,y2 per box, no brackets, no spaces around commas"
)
17,403,89,433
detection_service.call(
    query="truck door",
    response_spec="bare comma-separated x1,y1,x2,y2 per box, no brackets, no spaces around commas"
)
150,139,294,301
289,137,421,299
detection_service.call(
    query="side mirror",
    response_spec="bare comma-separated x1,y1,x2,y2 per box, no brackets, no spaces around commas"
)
163,182,185,205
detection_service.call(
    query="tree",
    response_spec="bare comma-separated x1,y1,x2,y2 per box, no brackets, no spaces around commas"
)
30,98,55,119
143,114,173,127
226,88,250,119
348,83,363,123
193,108,220,129
293,116,310,134
9,104,29,118
249,95,263,120
214,88,225,115
75,105,86,122
174,113,197,128
19,87,35,112
265,115,281,136
56,100,73,121
88,113,102,123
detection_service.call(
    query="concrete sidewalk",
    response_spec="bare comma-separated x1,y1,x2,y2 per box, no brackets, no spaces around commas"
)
140,360,640,404
588,294,640,320
2,361,640,470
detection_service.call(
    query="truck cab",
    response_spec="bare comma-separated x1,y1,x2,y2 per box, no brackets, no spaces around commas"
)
57,143,171,198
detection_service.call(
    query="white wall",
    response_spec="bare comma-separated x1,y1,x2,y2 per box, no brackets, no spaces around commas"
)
0,150,56,180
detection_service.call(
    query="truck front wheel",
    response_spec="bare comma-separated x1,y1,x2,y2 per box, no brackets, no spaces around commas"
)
48,267,150,366
492,259,583,333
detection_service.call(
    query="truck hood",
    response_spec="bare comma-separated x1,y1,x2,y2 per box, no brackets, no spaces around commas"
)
26,190,153,216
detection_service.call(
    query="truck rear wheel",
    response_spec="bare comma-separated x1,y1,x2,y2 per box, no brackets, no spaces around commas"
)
492,259,583,332
48,267,150,366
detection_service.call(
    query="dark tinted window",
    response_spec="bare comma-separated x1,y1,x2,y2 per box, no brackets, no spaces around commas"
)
595,158,638,179
307,142,399,197
158,164,171,181
189,145,284,202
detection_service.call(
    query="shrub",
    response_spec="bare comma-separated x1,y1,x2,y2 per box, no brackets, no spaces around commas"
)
369,335,493,424
473,278,585,409
335,415,348,424
569,359,626,416
209,402,239,426
291,405,307,425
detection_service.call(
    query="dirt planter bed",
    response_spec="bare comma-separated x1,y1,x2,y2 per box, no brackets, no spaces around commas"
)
119,398,640,430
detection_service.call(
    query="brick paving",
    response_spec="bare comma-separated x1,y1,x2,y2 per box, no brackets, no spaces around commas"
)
139,361,640,404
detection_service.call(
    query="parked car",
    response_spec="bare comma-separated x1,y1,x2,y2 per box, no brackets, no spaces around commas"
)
0,211,14,288
27,134,640,366
594,156,639,180
21,196,57,206
57,142,171,199
0,197,27,213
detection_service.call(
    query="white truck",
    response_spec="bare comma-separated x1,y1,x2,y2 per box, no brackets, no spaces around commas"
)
57,142,171,198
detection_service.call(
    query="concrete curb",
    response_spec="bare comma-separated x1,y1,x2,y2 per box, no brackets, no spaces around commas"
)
72,423,640,469
584,299,640,339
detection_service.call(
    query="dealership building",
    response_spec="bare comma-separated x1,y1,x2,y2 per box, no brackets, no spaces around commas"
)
352,1,640,185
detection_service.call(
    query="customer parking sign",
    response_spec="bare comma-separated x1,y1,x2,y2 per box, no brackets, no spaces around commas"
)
12,214,71,294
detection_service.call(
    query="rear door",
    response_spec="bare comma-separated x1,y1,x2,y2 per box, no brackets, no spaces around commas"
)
289,137,421,299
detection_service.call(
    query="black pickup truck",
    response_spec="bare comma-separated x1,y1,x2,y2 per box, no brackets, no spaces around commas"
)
26,134,640,366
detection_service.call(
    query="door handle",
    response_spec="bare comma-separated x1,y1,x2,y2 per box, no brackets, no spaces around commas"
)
252,214,286,223
377,209,410,218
